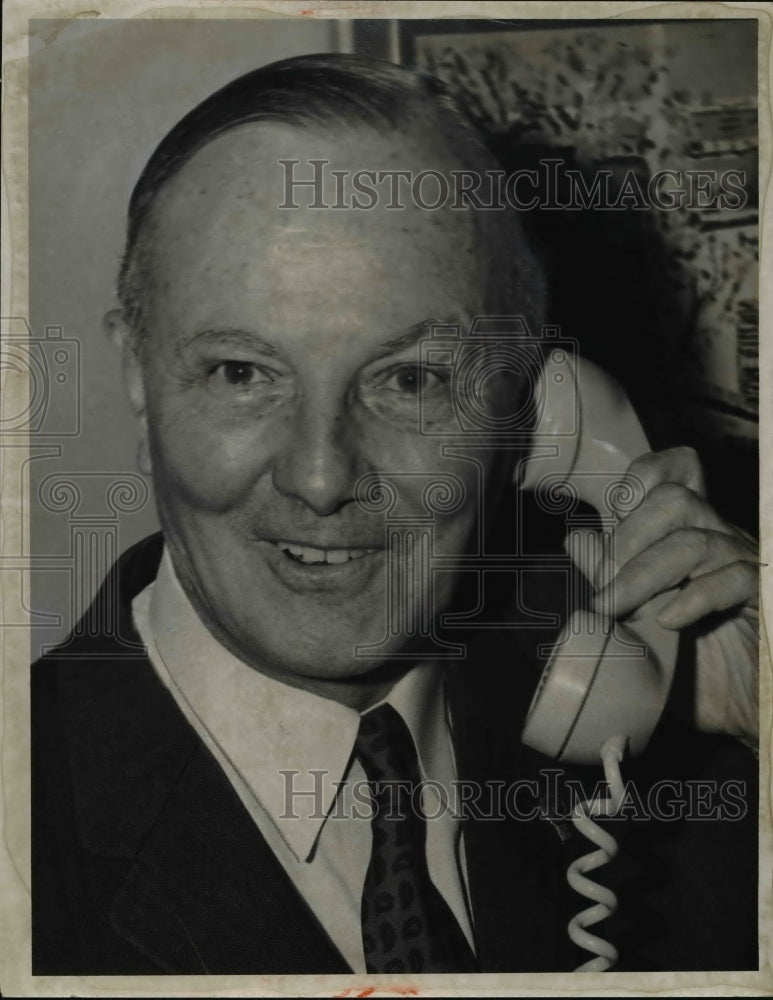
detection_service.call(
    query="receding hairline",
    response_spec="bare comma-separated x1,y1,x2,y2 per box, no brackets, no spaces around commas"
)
125,53,492,248
145,113,490,208
118,53,546,336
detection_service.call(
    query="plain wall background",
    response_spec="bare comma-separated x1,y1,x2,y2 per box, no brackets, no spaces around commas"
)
29,18,340,659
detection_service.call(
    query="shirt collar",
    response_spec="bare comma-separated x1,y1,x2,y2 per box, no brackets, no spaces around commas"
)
144,550,449,863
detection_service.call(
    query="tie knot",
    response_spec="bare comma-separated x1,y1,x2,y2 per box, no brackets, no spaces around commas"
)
356,703,421,788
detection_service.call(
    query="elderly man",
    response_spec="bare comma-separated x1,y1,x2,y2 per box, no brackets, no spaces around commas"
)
32,54,759,975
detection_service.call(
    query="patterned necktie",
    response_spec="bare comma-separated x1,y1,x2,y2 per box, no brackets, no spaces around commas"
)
355,703,478,974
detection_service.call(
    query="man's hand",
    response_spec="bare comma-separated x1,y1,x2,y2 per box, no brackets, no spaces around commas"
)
585,447,759,746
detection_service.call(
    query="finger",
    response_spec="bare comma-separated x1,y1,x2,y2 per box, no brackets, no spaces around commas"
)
595,482,746,590
593,527,756,619
608,448,706,520
565,529,605,583
656,561,760,629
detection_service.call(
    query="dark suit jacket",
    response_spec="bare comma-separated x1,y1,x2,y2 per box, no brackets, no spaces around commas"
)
32,533,758,974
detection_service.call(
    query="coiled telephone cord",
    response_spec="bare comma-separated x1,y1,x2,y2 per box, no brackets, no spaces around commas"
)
567,733,627,971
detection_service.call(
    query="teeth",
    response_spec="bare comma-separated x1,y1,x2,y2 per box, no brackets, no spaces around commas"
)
274,541,377,565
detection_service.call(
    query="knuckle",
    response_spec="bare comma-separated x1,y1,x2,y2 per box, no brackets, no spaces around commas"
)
674,446,706,495
637,446,705,496
672,445,700,468
627,450,659,475
649,480,691,513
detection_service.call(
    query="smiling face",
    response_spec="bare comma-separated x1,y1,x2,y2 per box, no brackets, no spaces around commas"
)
126,121,526,707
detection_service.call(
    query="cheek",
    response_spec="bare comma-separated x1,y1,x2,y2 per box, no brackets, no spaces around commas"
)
146,400,287,513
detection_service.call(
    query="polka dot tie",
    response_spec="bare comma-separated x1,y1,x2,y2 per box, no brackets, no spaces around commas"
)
355,703,478,974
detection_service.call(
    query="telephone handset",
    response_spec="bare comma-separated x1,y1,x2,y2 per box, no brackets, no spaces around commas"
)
519,351,679,767
518,352,681,971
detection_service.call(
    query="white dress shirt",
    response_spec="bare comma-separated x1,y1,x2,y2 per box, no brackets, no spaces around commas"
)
131,550,475,972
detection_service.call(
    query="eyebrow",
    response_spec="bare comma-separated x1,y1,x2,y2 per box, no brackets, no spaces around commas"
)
371,316,465,358
177,317,465,360
178,328,279,356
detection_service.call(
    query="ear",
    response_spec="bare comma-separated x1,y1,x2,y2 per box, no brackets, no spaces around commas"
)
103,308,147,430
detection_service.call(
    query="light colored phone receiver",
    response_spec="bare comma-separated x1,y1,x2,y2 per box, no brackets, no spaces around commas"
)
519,353,679,765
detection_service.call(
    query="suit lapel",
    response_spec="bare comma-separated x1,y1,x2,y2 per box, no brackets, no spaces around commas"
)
57,535,350,974
109,740,349,974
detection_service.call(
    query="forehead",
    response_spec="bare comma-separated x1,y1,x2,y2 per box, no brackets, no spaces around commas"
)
152,123,492,268
139,123,507,355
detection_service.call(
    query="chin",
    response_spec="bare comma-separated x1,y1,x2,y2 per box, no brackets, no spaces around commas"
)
234,616,414,684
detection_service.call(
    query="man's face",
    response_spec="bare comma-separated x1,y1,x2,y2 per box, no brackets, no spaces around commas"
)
133,122,521,702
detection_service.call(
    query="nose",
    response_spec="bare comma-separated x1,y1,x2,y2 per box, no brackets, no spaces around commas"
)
271,396,361,516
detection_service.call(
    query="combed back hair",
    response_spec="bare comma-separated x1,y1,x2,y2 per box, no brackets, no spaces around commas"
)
118,53,546,339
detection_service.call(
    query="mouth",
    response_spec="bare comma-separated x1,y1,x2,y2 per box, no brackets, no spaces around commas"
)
258,537,386,595
271,540,380,566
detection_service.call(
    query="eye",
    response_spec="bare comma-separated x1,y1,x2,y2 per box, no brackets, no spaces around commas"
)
208,361,273,388
378,365,449,394
358,360,455,428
